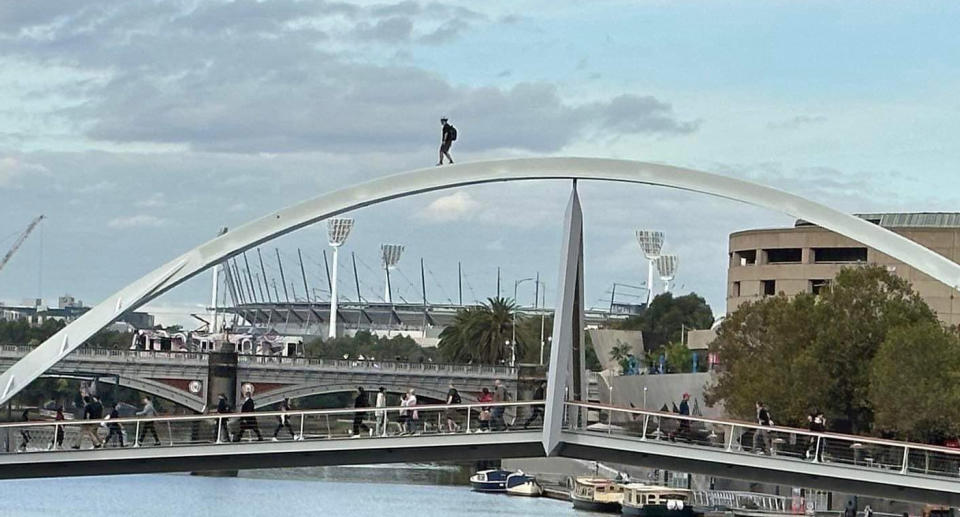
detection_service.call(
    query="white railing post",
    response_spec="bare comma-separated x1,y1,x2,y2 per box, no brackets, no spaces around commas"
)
901,446,910,474
216,417,223,444
726,424,736,451
466,407,471,434
812,436,822,463
298,413,305,440
641,414,649,441
134,421,141,447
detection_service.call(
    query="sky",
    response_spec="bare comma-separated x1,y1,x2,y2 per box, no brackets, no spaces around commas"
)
1,0,959,326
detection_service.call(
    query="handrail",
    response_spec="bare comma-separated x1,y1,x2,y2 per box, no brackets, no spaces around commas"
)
0,400,543,430
567,400,960,457
0,345,518,376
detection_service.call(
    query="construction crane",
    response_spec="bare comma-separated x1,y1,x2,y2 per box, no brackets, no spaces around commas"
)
0,215,44,275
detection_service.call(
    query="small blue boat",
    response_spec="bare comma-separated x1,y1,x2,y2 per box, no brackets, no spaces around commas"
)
470,469,513,492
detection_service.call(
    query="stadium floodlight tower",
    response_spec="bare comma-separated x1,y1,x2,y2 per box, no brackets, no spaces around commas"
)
326,218,354,339
636,230,665,304
655,254,679,294
380,244,404,304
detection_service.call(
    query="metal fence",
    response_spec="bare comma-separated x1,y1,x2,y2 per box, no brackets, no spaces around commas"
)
567,401,960,482
0,401,543,454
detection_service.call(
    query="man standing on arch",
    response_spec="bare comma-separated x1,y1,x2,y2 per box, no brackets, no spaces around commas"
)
437,117,456,166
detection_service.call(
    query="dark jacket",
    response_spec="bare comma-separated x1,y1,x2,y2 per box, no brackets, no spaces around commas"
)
241,397,255,413
355,392,369,409
84,401,103,420
217,398,231,414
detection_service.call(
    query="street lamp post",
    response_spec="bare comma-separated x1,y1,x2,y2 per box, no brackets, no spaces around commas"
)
512,277,535,354
326,218,354,339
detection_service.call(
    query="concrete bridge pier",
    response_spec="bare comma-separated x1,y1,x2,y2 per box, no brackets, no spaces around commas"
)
206,345,238,412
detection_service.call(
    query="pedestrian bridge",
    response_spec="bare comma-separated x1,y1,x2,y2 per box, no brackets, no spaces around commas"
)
2,401,960,506
0,345,518,410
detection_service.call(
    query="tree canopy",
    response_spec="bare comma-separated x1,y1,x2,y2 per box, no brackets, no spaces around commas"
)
305,330,437,363
707,264,952,438
615,292,714,351
438,297,523,364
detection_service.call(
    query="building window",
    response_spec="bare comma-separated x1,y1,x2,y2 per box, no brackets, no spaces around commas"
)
731,281,740,297
761,280,776,296
734,250,757,266
813,247,867,263
810,279,830,295
764,248,802,263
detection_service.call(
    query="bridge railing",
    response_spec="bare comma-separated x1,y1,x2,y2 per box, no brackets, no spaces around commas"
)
566,401,960,482
0,345,517,377
0,400,543,454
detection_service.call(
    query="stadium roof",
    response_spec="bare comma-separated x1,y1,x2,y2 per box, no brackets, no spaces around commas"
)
796,212,960,229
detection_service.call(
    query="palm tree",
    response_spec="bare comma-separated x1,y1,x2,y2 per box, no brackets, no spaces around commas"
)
609,341,632,374
438,297,522,364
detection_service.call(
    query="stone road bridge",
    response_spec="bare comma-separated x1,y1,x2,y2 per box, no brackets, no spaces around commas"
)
0,345,519,411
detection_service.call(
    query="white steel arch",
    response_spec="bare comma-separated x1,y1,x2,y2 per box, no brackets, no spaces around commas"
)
3,157,960,405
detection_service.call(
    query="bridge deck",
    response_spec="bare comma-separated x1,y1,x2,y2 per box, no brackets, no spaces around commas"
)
3,401,960,505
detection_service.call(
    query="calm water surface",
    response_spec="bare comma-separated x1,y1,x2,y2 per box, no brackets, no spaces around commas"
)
0,468,591,517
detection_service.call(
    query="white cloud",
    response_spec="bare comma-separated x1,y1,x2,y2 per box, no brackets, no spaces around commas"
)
418,191,480,222
107,214,168,229
0,156,47,187
141,193,167,208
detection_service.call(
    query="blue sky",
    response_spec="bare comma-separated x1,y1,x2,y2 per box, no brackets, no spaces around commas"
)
1,0,958,325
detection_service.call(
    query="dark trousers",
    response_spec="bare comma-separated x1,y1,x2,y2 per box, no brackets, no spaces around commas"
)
274,418,295,438
105,426,125,447
53,426,64,447
138,422,160,445
522,407,543,428
352,412,369,435
235,417,262,441
492,407,506,431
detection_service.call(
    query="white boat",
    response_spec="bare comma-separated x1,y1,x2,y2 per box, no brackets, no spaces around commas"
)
506,472,543,497
571,476,625,513
621,484,694,517
470,469,512,492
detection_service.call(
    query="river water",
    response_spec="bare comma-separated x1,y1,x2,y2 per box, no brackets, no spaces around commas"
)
0,466,590,517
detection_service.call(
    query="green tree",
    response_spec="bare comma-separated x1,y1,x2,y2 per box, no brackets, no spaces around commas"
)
707,265,939,433
871,321,960,442
438,297,522,364
304,331,436,363
663,341,694,373
616,292,714,350
609,341,632,374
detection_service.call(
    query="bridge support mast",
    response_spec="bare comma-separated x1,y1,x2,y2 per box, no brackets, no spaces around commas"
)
542,180,586,456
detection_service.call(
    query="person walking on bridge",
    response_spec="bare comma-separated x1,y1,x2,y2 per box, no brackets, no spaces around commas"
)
752,400,773,454
136,397,161,447
436,117,456,166
445,383,462,433
72,396,104,449
49,406,65,450
104,405,125,447
522,381,547,429
352,387,371,437
216,393,232,442
234,392,263,442
492,380,509,431
272,397,295,441
375,387,387,437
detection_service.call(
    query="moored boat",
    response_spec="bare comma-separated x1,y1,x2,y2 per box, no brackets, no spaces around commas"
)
621,484,694,517
506,472,543,497
470,469,512,492
571,476,625,513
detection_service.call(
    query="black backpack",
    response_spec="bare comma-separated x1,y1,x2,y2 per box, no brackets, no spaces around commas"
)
449,125,457,141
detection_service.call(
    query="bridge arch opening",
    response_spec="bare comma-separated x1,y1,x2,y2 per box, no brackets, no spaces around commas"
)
4,157,960,405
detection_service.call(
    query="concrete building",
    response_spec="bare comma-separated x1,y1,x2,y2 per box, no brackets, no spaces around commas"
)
727,212,960,326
